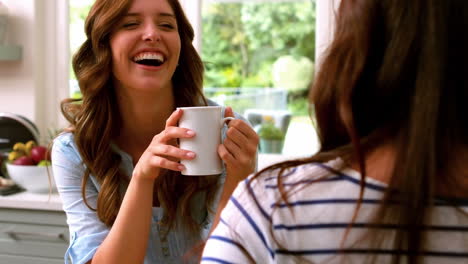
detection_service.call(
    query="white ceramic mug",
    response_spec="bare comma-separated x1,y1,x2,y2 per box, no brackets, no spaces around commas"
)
178,106,234,176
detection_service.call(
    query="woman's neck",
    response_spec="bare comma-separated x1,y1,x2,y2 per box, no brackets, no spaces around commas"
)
114,86,175,162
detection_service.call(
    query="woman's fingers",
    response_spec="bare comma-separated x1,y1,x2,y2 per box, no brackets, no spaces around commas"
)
133,109,197,179
223,120,259,158
223,128,243,157
166,108,183,127
219,116,259,183
227,119,259,142
148,144,196,161
218,144,236,164
224,106,235,118
154,126,195,143
148,155,185,172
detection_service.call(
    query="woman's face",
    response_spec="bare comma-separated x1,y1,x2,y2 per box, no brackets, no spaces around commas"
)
109,0,181,95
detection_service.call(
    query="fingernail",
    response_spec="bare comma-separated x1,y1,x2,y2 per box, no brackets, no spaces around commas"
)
186,152,195,158
186,130,195,136
178,165,185,171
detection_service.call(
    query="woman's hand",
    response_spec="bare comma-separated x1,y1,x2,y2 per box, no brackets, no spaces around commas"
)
208,106,259,234
132,109,196,181
218,107,259,184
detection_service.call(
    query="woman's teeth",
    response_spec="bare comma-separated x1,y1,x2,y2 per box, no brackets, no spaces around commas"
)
133,53,165,66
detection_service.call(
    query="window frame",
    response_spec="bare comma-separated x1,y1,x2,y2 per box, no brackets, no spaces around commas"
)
36,0,70,134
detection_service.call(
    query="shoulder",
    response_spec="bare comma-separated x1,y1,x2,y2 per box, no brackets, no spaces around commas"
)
230,158,357,213
236,159,341,192
212,159,359,260
53,131,75,147
51,132,83,164
206,98,219,107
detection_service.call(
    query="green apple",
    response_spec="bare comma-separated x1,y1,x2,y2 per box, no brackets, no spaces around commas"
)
37,160,51,167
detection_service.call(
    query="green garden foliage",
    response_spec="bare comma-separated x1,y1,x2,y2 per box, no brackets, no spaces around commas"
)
258,122,285,141
202,1,316,89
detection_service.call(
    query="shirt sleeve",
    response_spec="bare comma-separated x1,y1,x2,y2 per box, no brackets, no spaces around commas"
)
51,133,109,264
201,178,272,264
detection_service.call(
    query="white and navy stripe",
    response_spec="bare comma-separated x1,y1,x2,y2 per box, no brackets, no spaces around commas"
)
202,158,468,264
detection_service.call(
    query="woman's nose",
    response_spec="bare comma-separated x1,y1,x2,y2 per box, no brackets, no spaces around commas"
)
142,25,160,42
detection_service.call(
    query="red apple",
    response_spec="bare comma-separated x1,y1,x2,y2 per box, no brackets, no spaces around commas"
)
12,156,35,166
30,146,48,164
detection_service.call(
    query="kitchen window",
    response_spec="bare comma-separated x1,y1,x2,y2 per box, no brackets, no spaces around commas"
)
198,0,317,161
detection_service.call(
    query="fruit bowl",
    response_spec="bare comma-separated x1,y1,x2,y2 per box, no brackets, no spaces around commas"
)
6,163,57,193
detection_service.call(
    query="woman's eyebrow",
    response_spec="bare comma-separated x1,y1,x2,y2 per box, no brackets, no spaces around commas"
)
159,12,176,18
124,12,175,18
124,13,138,17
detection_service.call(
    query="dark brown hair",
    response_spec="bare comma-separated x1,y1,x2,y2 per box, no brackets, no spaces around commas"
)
60,0,217,234
256,0,468,263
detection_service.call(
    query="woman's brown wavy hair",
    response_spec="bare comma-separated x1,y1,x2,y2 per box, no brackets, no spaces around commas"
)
60,0,218,234
254,0,468,263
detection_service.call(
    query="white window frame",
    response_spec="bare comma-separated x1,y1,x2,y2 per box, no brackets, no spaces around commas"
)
36,0,70,133
315,0,339,69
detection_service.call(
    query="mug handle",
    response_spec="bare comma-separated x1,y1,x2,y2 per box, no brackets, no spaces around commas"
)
220,117,235,126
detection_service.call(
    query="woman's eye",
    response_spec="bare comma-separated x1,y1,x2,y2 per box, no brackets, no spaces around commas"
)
123,22,139,28
160,23,175,30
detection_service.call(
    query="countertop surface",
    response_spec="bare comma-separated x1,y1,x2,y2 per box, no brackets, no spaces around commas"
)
0,154,304,212
0,191,63,211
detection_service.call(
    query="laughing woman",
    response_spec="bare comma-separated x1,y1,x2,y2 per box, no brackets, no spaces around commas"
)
51,0,258,263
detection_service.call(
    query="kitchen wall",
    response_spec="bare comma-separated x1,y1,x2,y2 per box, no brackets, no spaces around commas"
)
0,0,36,125
0,0,68,144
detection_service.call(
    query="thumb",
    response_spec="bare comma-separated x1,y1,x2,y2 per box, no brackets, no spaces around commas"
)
224,106,235,118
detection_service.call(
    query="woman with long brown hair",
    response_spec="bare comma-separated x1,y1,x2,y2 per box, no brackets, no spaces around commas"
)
202,0,468,263
51,0,258,263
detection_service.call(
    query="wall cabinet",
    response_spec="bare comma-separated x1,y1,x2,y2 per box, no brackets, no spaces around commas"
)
0,207,67,264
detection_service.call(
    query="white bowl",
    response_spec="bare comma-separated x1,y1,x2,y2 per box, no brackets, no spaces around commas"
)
6,163,57,193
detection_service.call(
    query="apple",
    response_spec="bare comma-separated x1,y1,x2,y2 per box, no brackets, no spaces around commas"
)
12,156,35,166
30,146,48,164
37,160,51,167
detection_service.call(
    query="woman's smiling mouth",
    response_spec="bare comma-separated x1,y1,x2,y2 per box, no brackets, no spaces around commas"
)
133,52,165,67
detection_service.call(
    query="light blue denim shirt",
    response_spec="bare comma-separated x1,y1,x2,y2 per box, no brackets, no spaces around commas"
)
51,107,250,264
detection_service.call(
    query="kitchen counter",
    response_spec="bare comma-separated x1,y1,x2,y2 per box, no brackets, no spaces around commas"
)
0,154,301,212
0,191,62,211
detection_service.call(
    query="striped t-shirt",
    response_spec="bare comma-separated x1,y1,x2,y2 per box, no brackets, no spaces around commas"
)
201,158,468,264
